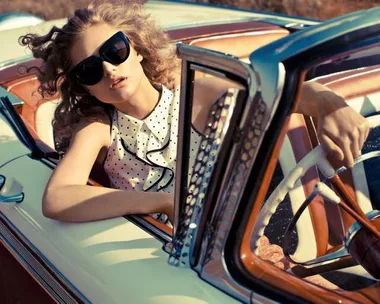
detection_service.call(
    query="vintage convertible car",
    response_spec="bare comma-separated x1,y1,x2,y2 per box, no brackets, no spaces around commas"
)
1,0,380,303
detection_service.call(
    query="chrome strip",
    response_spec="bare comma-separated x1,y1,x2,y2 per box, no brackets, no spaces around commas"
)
174,43,252,234
127,215,172,244
0,212,90,303
199,97,272,304
169,86,239,267
172,43,270,303
345,210,380,248
175,44,280,302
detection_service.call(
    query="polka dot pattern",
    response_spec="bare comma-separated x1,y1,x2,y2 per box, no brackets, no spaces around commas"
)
104,85,202,196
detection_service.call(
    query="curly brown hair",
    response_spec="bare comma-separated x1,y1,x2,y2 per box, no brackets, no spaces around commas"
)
20,0,179,149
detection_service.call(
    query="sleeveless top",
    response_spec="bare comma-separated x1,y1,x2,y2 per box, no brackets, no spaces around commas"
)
104,85,203,197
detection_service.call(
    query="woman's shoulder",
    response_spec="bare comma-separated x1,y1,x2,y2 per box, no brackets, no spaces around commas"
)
71,112,112,149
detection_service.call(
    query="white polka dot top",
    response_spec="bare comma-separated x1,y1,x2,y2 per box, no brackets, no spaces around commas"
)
104,85,202,194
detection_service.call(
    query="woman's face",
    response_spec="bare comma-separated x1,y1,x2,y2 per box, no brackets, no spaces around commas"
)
70,23,146,105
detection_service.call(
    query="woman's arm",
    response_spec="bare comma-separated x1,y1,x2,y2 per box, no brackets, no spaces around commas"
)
42,116,173,222
192,77,369,168
296,81,370,168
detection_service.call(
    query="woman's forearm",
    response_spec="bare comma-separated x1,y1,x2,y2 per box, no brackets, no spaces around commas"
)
294,81,369,168
295,81,347,117
43,185,173,222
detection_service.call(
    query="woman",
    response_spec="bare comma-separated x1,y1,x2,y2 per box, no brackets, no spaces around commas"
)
21,1,369,223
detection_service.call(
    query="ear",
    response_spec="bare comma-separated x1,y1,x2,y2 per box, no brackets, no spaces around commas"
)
137,53,143,63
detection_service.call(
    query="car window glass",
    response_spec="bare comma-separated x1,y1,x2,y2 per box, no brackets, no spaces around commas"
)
172,67,246,264
185,69,245,198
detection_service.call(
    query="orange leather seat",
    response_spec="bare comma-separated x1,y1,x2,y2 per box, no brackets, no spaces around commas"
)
4,74,59,149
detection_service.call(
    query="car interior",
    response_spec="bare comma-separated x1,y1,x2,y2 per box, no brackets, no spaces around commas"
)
241,43,380,301
1,20,380,301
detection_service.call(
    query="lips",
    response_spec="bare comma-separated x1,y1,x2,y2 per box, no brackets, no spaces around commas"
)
110,76,126,90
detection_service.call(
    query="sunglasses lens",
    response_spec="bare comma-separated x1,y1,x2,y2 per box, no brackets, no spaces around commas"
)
102,35,130,65
75,57,103,86
72,32,130,86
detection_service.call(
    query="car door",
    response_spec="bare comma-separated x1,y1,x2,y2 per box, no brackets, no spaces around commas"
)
0,78,244,303
217,8,380,304
170,7,380,304
0,92,91,302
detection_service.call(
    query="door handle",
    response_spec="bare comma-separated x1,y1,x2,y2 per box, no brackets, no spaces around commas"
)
0,175,24,203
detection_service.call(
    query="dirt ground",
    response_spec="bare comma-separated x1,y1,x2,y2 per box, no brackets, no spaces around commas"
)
0,0,378,21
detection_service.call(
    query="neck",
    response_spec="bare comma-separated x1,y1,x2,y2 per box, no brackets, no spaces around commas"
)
114,77,160,120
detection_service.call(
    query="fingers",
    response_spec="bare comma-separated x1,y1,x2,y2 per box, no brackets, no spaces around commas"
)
350,128,361,160
320,134,344,162
343,141,355,168
321,134,355,168
350,117,370,164
322,115,371,168
358,119,370,151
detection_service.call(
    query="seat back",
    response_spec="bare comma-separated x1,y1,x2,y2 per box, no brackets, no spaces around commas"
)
190,28,289,58
34,99,60,148
190,28,289,78
4,75,59,149
276,114,328,260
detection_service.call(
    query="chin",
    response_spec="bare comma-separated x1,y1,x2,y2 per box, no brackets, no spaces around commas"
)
117,86,139,102
96,90,132,105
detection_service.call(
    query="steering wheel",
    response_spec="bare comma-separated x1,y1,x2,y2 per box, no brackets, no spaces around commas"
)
251,115,380,258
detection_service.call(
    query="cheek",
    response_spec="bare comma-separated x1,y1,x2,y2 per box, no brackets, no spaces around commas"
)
87,84,107,98
123,50,144,76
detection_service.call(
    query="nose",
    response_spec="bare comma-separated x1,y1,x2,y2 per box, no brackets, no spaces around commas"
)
102,61,116,76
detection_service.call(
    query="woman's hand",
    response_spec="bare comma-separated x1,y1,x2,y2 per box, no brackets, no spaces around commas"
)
315,91,370,168
297,82,370,168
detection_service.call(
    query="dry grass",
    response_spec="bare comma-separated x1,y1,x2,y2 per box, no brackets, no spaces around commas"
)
191,0,380,20
0,0,378,21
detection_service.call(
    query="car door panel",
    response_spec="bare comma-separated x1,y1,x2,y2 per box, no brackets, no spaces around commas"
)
0,155,240,303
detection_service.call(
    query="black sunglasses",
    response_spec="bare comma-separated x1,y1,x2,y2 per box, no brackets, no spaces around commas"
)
70,31,130,86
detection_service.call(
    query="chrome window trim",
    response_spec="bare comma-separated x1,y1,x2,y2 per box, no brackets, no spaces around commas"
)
126,215,172,245
170,43,280,303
